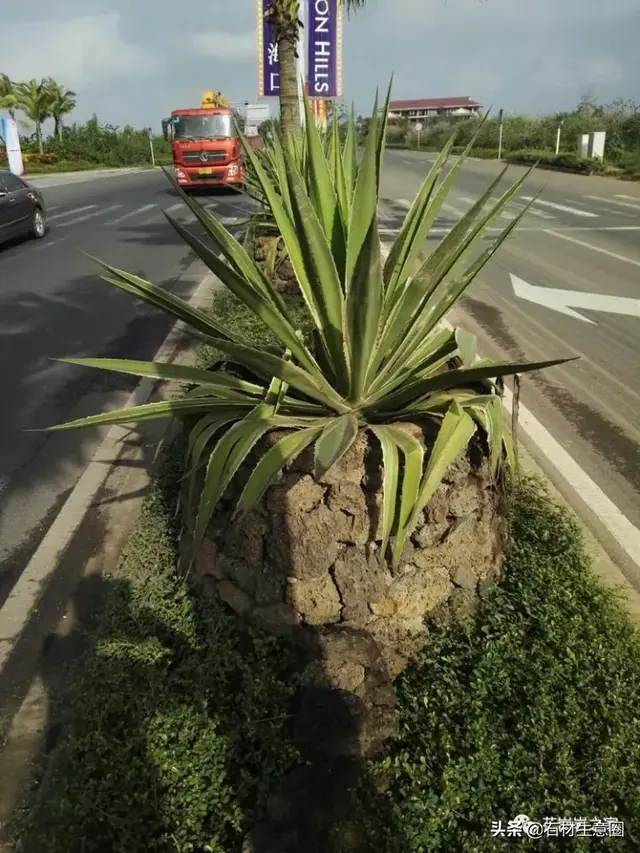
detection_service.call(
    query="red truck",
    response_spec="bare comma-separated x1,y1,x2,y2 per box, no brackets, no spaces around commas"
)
162,92,245,191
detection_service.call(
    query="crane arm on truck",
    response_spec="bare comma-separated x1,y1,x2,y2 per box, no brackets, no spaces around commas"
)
201,90,230,108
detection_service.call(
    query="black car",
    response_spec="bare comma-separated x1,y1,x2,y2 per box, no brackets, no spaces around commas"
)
0,169,47,245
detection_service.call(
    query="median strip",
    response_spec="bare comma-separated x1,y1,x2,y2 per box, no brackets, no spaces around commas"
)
6,286,640,853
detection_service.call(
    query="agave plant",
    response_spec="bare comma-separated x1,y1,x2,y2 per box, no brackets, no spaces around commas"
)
242,100,354,238
48,87,571,567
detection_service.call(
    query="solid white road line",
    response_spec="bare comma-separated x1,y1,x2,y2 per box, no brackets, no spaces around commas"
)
499,382,640,570
105,204,156,225
522,207,555,220
587,195,640,211
47,205,96,221
32,238,68,251
520,197,598,218
543,230,640,269
0,269,218,674
615,194,640,202
378,239,640,574
442,201,469,218
57,205,123,227
460,196,516,221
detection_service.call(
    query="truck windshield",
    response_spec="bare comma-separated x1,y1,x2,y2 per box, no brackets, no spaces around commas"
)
171,114,234,139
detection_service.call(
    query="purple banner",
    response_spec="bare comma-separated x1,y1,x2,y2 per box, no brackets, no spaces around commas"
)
258,0,280,97
307,0,342,99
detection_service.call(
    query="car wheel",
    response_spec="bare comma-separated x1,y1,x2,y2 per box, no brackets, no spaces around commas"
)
31,207,46,239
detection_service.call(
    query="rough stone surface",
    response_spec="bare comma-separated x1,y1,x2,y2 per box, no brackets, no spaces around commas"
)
192,428,505,774
195,424,506,677
287,576,342,625
217,580,252,616
253,234,299,294
191,423,507,848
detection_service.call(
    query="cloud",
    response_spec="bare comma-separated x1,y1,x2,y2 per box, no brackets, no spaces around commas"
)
0,13,157,89
584,58,625,85
2,0,638,129
189,30,256,61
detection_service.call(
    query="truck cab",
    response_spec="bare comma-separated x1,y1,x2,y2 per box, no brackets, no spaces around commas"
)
163,105,245,191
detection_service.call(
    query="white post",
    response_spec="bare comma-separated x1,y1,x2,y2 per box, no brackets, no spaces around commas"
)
555,121,563,155
497,108,504,160
296,0,306,128
148,129,156,167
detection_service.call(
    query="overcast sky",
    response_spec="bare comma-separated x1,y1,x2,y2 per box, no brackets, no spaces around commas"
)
1,0,638,132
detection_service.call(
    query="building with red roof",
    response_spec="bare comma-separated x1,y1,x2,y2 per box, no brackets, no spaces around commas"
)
388,96,482,123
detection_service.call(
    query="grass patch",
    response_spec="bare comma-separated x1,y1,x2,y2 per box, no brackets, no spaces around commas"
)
12,291,640,852
24,160,103,174
196,288,313,370
14,439,307,853
372,479,640,850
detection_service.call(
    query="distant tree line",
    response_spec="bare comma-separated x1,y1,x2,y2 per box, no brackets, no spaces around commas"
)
0,74,76,152
1,73,171,171
382,93,640,175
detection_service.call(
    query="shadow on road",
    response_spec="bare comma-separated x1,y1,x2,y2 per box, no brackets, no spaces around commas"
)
0,255,197,609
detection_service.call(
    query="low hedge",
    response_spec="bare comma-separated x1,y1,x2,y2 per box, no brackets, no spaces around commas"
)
388,141,610,175
387,143,499,159
505,149,605,174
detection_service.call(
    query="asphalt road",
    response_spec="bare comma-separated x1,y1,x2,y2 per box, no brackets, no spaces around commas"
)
2,158,639,604
380,150,640,576
0,169,249,601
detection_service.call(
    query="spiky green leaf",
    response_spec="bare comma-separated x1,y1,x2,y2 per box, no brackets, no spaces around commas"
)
314,413,359,479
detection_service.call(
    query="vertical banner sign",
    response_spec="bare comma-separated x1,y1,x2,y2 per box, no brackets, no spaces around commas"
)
0,116,25,176
257,0,280,97
307,0,343,98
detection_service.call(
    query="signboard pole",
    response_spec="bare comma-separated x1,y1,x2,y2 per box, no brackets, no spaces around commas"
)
297,0,306,127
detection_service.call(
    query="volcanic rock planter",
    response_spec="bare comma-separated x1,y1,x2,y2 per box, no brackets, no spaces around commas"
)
251,233,299,294
187,423,504,717
181,423,507,849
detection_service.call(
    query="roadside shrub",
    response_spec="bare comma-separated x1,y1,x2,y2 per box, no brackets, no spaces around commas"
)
18,115,171,169
505,149,605,174
22,152,59,165
618,147,640,179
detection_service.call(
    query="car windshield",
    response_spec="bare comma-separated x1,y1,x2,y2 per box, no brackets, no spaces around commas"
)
171,114,233,140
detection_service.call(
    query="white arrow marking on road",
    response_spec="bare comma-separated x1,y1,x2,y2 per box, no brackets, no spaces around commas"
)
510,274,640,324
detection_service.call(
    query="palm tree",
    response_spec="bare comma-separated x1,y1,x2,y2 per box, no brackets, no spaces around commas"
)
268,0,364,140
13,78,51,154
45,78,76,139
0,73,18,120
